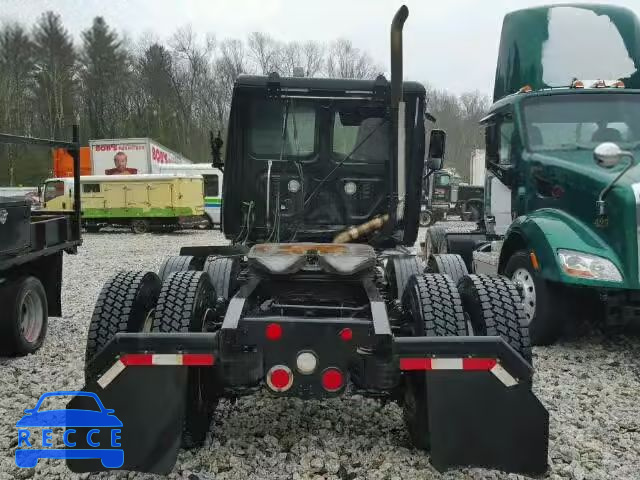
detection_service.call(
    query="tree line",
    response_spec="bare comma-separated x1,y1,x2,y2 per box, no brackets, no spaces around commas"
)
0,11,488,186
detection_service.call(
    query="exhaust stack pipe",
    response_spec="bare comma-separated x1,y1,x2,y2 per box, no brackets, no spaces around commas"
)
391,5,408,222
391,6,408,110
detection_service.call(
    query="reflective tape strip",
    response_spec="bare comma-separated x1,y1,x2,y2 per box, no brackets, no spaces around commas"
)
152,354,183,365
97,359,125,389
400,358,432,371
97,353,215,389
432,358,463,370
399,357,518,386
490,363,518,387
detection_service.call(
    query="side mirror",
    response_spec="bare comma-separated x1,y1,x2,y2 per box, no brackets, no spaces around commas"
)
210,130,224,171
594,142,623,168
427,129,446,171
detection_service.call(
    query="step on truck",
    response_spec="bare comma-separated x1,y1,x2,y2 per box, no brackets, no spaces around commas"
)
423,3,640,345
0,127,82,355
69,7,549,475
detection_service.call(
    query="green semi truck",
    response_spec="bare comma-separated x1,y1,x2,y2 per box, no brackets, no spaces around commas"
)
425,3,640,345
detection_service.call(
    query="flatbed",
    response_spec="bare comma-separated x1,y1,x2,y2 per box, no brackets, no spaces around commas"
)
0,128,81,355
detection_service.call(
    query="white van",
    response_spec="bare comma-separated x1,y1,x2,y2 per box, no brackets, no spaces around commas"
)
158,163,222,226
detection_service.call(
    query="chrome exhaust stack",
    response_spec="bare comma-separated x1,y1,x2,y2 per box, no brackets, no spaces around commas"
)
391,5,408,222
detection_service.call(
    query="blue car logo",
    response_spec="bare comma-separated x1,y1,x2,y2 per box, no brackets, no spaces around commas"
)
15,390,124,469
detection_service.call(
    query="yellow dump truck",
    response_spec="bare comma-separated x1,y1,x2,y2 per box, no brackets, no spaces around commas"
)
42,174,205,233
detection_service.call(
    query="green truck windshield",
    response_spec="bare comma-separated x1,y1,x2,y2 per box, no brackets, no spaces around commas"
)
435,174,450,186
523,94,640,152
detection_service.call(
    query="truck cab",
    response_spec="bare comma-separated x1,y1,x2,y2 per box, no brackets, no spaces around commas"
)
425,3,640,345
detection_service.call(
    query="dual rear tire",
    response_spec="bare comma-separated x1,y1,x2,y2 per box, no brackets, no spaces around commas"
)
401,271,531,451
85,268,223,448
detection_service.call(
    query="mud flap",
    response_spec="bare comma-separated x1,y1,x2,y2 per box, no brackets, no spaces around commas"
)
66,366,187,474
426,371,549,475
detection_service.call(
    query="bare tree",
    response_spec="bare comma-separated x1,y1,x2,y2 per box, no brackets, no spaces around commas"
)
326,38,380,79
301,40,325,77
247,32,279,75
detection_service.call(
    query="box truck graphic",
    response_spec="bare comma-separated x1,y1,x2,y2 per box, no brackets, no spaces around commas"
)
89,138,190,176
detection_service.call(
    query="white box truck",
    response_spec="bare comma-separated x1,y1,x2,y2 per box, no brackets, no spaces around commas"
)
89,138,190,176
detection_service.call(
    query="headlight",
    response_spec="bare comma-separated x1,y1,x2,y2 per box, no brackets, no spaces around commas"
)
557,249,622,282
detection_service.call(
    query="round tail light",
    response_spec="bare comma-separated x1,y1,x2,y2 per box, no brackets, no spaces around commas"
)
266,365,293,392
321,368,344,392
296,351,318,375
265,323,283,341
339,328,353,341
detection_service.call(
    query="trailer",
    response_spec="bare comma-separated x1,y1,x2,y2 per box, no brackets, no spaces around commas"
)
89,138,190,176
68,7,548,476
0,127,82,355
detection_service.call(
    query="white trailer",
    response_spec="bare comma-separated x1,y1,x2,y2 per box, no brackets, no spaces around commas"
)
470,149,486,186
89,138,190,176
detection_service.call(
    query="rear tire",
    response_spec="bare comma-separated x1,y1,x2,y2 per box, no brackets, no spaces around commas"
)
85,271,161,380
466,201,482,221
426,253,468,284
401,274,467,450
504,251,565,346
419,210,432,227
423,225,447,260
385,256,424,301
457,274,532,363
203,256,241,302
0,276,48,356
158,255,197,282
152,271,219,448
131,219,149,234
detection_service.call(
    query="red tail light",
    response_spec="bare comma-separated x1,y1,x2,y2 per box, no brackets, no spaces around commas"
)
339,328,353,341
265,323,282,341
266,365,293,392
321,368,344,392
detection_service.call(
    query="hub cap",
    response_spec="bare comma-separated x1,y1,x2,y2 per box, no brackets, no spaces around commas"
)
512,268,536,324
20,290,44,344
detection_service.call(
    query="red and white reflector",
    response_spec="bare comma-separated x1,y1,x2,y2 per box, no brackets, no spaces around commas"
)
97,353,215,389
399,357,517,387
266,365,294,392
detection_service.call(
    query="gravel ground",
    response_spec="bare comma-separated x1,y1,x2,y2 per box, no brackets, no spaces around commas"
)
1,223,640,480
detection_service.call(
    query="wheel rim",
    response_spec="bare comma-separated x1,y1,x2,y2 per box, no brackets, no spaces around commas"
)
142,308,155,332
421,212,431,226
20,290,44,344
512,268,536,324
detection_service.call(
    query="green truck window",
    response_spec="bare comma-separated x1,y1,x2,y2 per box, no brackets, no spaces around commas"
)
499,119,514,165
522,94,640,151
82,183,100,193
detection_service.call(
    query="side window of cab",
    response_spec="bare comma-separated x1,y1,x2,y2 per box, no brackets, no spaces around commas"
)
486,113,515,166
484,110,516,185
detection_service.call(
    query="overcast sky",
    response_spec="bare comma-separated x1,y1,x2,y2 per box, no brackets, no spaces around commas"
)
2,0,639,95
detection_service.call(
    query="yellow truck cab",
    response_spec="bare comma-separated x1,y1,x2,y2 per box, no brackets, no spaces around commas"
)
42,174,205,233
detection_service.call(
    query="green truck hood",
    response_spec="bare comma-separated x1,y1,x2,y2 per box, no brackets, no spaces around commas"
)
521,149,640,288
